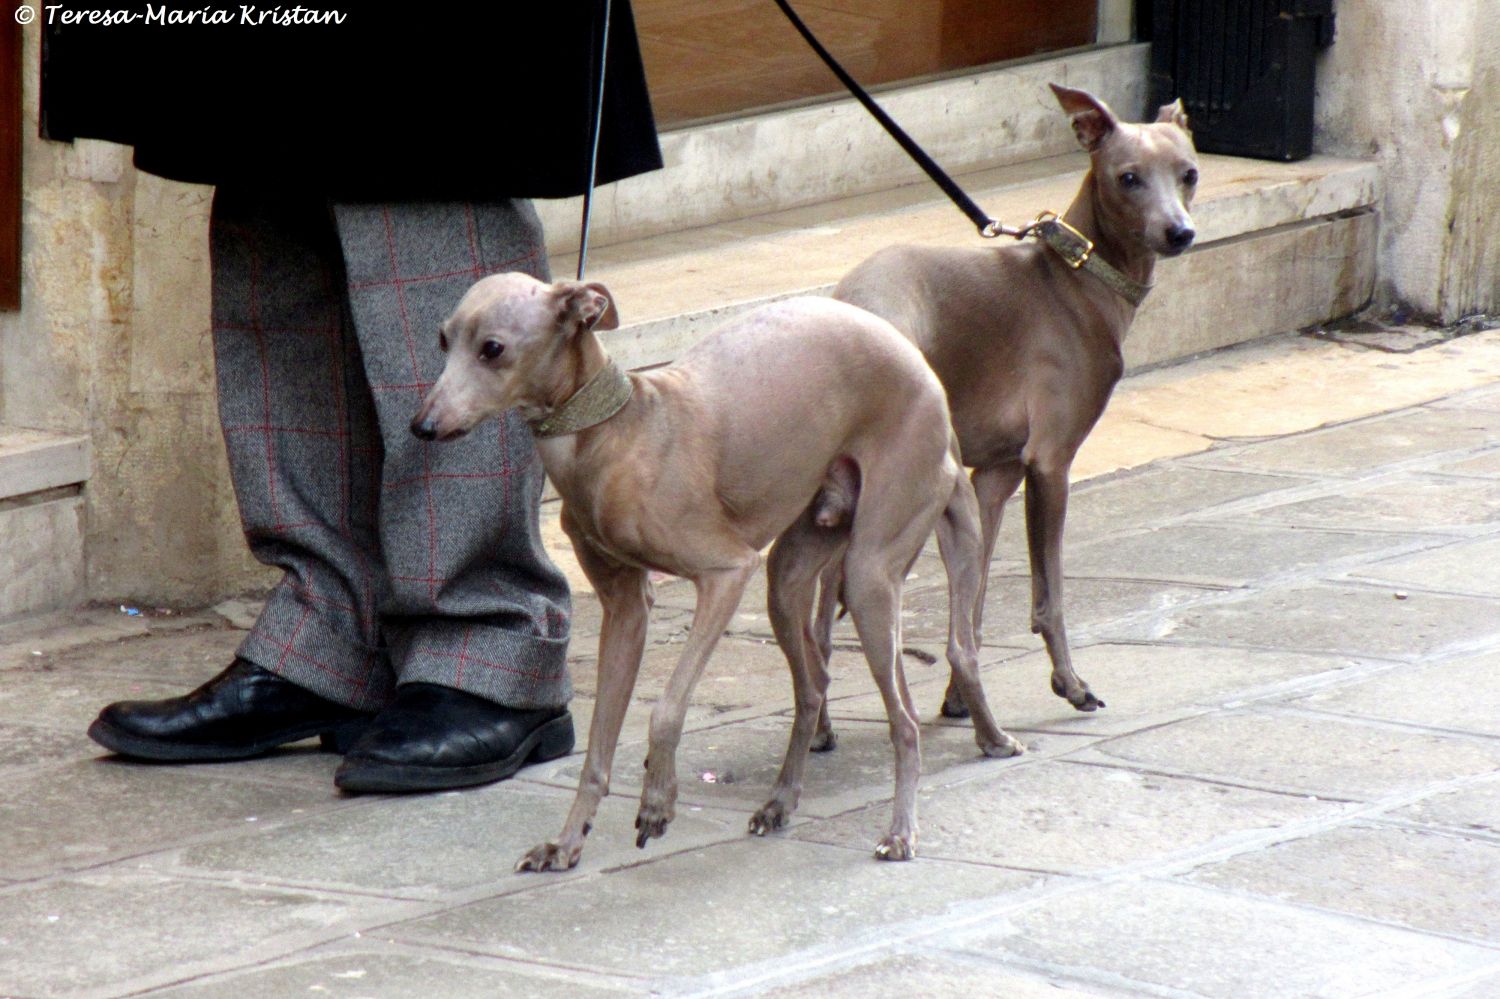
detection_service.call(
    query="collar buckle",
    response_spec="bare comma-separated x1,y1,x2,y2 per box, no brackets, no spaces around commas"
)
1035,211,1094,269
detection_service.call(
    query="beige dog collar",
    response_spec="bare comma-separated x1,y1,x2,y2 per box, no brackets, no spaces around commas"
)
527,359,634,438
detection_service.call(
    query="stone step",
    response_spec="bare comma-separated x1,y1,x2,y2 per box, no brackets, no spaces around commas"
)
560,151,1379,374
536,43,1152,255
0,426,90,621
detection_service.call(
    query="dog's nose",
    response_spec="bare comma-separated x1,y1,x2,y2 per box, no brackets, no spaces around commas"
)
411,415,438,440
1166,224,1196,251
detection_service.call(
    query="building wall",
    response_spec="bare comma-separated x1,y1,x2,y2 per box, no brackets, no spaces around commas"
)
1315,0,1500,322
0,22,273,605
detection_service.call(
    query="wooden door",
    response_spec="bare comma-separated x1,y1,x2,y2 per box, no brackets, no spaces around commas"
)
637,0,1100,127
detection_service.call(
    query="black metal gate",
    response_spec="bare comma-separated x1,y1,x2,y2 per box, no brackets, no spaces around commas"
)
1144,0,1336,161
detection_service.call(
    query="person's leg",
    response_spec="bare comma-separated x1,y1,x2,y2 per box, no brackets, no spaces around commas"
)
88,186,391,759
211,187,398,710
327,198,574,790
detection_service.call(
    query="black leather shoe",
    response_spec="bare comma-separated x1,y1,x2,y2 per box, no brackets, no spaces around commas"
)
87,658,372,762
333,683,574,793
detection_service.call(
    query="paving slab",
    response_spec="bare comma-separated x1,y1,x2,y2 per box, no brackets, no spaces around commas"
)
1062,465,1306,539
942,879,1500,999
388,839,1042,980
0,659,207,735
1245,473,1500,534
571,631,956,717
795,758,1338,875
1450,972,1500,998
0,760,346,880
827,643,1359,736
1114,582,1500,660
1193,406,1500,477
908,575,1222,647
1429,385,1500,412
1392,777,1500,835
147,781,742,899
756,948,1107,999
0,608,151,670
1078,710,1500,800
1108,329,1500,442
0,872,369,997
526,714,1055,822
1348,535,1500,597
0,721,93,773
1438,449,1500,479
1065,523,1434,587
1186,822,1500,942
149,948,635,999
32,625,247,684
1289,649,1500,737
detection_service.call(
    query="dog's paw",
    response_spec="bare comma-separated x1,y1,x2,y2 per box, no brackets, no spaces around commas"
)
634,800,675,848
1051,675,1106,711
749,800,792,836
515,841,580,873
874,834,917,861
810,727,838,753
980,732,1026,758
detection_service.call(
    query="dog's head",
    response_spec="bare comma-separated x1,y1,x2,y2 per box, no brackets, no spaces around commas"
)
1050,83,1200,258
410,272,619,441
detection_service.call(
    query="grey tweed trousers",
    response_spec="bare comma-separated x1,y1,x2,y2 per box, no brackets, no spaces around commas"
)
209,188,571,712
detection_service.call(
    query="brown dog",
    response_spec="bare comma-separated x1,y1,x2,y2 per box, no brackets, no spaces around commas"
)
413,275,1021,868
816,84,1199,729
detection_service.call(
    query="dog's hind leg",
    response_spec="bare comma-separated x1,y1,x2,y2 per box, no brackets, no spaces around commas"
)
941,460,1025,718
751,510,850,835
934,466,1025,758
1025,462,1105,711
840,479,941,861
809,560,843,751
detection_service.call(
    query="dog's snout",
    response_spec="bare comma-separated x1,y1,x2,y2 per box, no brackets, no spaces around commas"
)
411,415,438,440
1166,224,1196,252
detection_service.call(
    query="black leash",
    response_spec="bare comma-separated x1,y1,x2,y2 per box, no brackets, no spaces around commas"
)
578,0,613,280
771,0,1015,239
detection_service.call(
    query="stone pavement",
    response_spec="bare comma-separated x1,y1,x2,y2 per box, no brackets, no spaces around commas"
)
3,326,1500,998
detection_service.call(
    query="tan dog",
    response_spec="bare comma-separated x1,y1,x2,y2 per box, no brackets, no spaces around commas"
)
412,275,1022,868
816,84,1199,731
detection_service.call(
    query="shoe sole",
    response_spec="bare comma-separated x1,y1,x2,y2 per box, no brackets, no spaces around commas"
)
333,712,575,793
86,716,370,763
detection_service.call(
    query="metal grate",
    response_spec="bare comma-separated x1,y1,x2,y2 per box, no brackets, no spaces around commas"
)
1149,0,1335,161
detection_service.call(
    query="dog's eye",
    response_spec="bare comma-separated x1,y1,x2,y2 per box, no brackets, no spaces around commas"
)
479,340,504,361
1118,171,1141,189
1182,168,1199,187
438,330,449,353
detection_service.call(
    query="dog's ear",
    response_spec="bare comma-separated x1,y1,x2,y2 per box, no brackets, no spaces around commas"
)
553,281,620,334
1049,83,1118,152
1156,98,1191,132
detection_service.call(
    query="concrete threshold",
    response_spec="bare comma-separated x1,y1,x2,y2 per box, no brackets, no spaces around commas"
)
562,152,1379,373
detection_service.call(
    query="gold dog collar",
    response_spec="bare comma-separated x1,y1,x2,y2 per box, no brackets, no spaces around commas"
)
1031,212,1152,308
527,358,634,439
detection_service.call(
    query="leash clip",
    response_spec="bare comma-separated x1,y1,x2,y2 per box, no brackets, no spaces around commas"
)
981,219,1034,240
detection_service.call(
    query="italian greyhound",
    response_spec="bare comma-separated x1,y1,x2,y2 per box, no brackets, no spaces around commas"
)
411,274,1022,869
816,84,1199,732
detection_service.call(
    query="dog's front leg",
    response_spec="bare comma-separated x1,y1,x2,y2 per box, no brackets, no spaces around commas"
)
518,537,651,873
1024,462,1105,711
636,555,760,847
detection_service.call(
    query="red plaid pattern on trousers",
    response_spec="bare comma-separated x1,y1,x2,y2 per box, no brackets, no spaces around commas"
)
209,189,572,712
